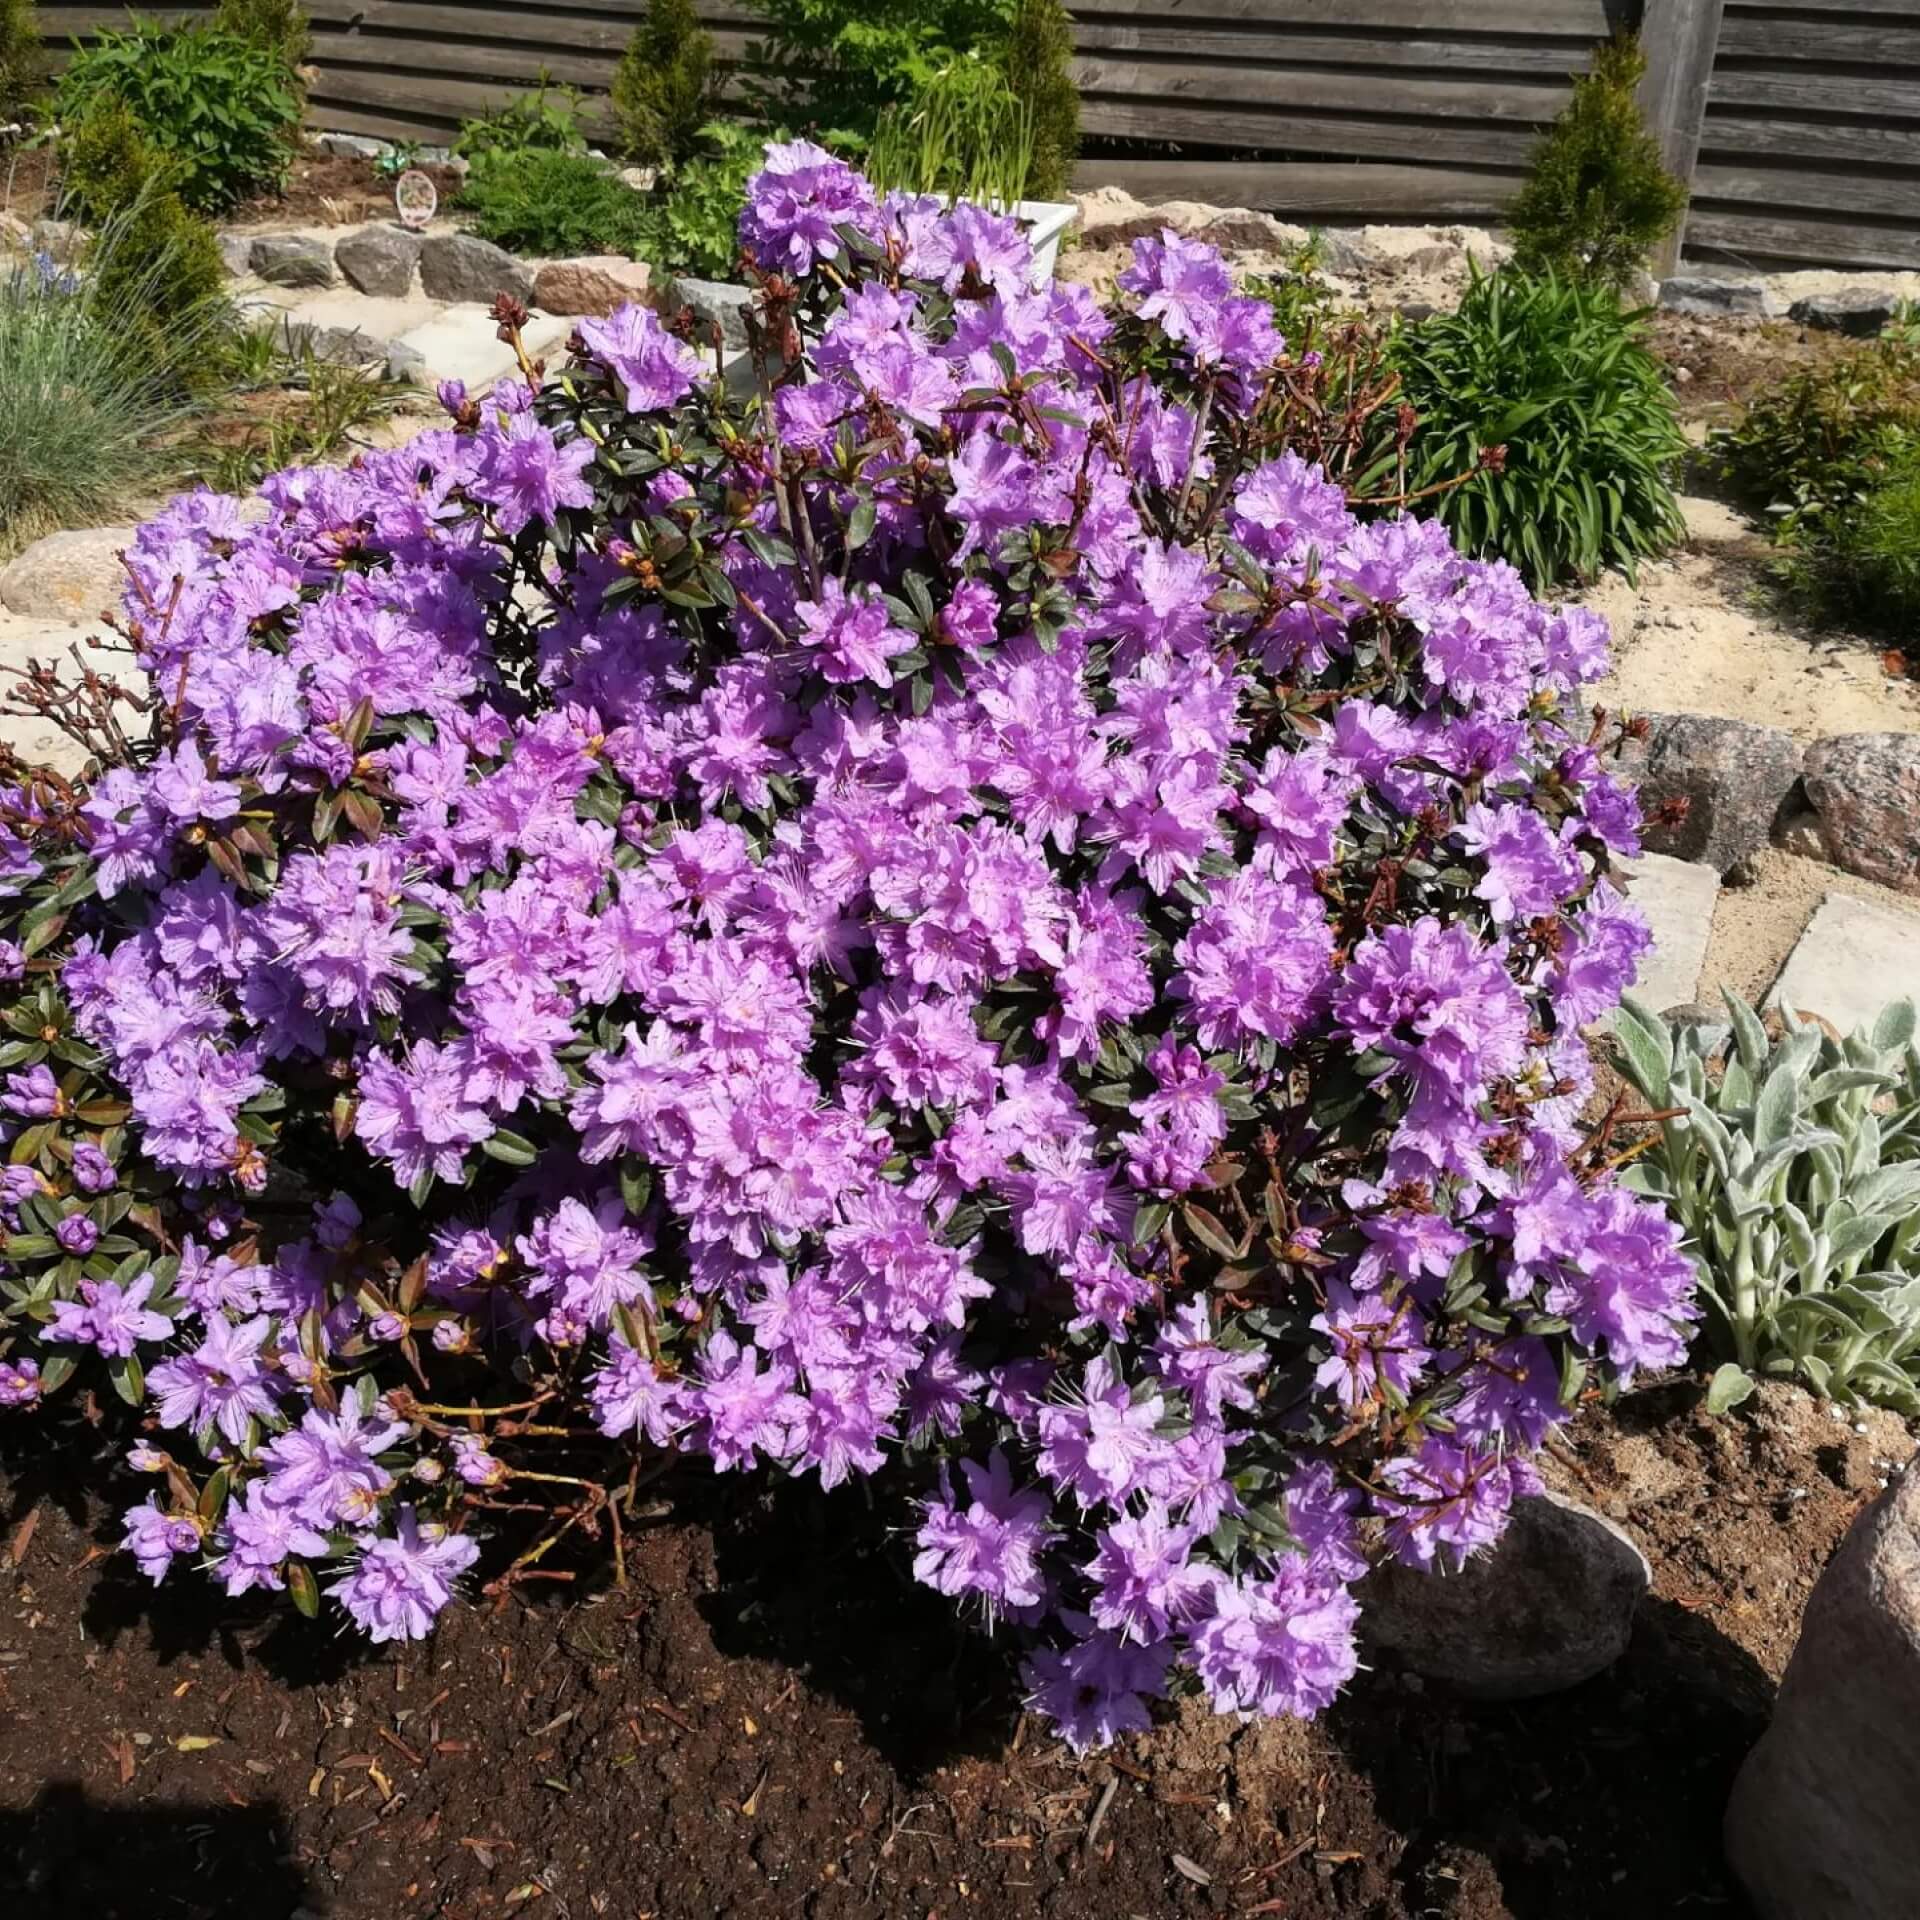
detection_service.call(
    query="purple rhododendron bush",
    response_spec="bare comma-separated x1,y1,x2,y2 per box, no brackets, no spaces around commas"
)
0,144,1695,1747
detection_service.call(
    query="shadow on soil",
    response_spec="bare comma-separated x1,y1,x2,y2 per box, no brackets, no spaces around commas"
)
0,1782,311,1919
1340,1593,1767,1919
694,1471,1025,1779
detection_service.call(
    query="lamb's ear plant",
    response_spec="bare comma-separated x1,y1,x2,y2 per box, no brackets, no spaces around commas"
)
1613,991,1920,1416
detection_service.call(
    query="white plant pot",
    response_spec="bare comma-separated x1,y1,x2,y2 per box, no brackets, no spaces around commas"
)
1018,199,1078,289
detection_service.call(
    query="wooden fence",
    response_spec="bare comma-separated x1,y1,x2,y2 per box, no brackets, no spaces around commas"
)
32,0,1920,272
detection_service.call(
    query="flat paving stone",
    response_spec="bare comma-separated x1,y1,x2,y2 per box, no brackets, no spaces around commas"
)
1620,852,1721,1015
1767,892,1920,1036
0,611,149,778
386,307,571,392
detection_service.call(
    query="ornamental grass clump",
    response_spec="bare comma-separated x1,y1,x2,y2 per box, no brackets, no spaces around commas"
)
0,144,1695,1744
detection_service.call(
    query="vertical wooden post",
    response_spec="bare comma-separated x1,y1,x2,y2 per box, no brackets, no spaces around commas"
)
1637,0,1730,275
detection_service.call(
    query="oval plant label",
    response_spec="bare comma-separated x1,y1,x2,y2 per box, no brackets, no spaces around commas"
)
394,169,439,231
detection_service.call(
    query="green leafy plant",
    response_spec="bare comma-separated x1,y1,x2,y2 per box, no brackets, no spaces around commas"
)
195,330,399,492
749,0,1011,138
55,16,299,211
612,0,715,170
457,147,655,259
453,73,585,164
372,137,422,183
865,54,1034,207
1002,0,1076,202
1715,333,1920,535
0,201,225,549
650,119,759,279
1390,267,1685,585
211,0,310,76
1244,233,1358,349
1713,332,1920,635
0,0,40,124
1613,992,1920,1416
1506,36,1686,290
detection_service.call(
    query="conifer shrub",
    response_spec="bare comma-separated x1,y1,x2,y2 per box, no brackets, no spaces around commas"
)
0,0,40,124
1002,0,1077,202
1506,36,1687,291
611,0,716,171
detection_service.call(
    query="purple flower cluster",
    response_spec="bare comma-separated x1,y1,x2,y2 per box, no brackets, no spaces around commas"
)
0,149,1694,1734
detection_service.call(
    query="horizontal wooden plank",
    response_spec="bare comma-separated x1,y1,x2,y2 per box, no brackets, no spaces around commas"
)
1723,0,1918,13
1710,68,1920,119
309,3,759,61
1693,160,1920,221
1703,110,1920,169
1079,97,1542,166
1072,156,1519,216
1069,0,1621,29
1685,208,1920,272
1718,14,1920,68
307,63,617,131
313,36,620,91
1073,24,1605,72
1074,57,1570,122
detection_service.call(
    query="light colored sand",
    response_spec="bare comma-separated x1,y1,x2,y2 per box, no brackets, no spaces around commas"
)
1582,496,1920,742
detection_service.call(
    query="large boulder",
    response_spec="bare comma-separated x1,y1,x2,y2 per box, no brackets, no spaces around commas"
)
533,255,654,318
1798,733,1920,895
1789,290,1899,338
0,528,133,623
1725,1467,1920,1918
418,233,534,306
335,225,422,298
1611,712,1803,876
1358,1493,1650,1699
249,233,336,290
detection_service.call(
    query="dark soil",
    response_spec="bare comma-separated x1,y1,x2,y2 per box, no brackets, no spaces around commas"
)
228,154,466,230
2,147,461,230
1646,311,1860,435
1,1378,1907,1920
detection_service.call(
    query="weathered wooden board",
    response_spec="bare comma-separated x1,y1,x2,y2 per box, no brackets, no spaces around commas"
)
1070,158,1518,217
1686,208,1920,271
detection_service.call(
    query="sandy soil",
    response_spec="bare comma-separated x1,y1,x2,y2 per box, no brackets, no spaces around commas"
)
1583,494,1920,742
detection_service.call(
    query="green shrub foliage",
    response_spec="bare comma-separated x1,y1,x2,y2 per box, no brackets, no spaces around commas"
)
1714,331,1920,636
1390,267,1686,585
1002,0,1077,202
1506,36,1687,290
457,148,656,259
864,54,1035,208
453,74,585,163
211,0,310,76
0,0,40,123
749,0,1010,137
55,16,300,211
612,0,716,170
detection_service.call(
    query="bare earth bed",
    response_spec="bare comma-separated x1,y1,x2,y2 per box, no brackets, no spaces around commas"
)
1,1381,1908,1920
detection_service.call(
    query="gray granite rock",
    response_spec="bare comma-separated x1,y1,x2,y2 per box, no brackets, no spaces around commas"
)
418,232,533,305
335,225,422,298
667,275,753,351
1789,289,1900,338
1359,1493,1651,1699
250,233,336,289
1801,732,1920,896
30,219,89,263
1726,1467,1920,1918
1659,274,1771,318
1611,712,1804,876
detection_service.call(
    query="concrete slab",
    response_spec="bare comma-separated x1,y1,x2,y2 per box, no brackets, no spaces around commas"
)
1766,892,1920,1036
1620,852,1721,1014
0,612,149,778
387,307,572,393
